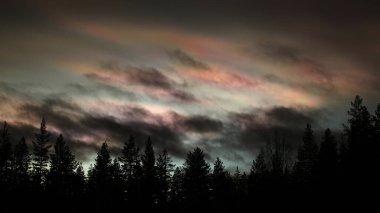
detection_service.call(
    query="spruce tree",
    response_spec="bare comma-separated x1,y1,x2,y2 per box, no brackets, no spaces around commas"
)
318,129,338,180
0,122,12,190
294,123,318,181
32,118,51,188
12,137,30,190
211,157,233,208
169,167,184,206
120,136,140,183
183,147,211,206
88,142,113,211
110,158,124,208
156,149,174,206
47,134,77,197
141,136,157,207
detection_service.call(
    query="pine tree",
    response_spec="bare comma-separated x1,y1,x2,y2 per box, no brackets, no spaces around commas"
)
318,129,338,180
12,137,30,190
374,103,380,138
92,142,112,188
88,142,113,211
345,95,373,154
72,162,85,200
141,136,157,207
120,136,139,182
0,121,12,190
182,147,211,206
156,149,174,206
47,134,77,198
292,123,319,209
110,158,124,208
251,149,267,176
32,118,51,188
169,167,184,206
211,157,233,208
119,135,142,205
294,123,318,181
317,128,338,200
343,96,378,199
248,149,269,208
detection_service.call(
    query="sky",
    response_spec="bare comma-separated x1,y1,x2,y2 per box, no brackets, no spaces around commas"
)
1,1,380,171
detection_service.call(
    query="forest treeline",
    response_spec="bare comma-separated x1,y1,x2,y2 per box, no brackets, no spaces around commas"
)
0,96,380,212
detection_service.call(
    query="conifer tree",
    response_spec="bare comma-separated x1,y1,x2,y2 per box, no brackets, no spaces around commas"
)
169,167,184,205
156,149,174,206
141,136,157,207
294,123,318,181
318,129,338,180
183,147,211,206
88,142,113,211
211,157,233,208
47,134,77,197
12,137,30,190
0,122,12,190
32,118,51,188
119,136,140,183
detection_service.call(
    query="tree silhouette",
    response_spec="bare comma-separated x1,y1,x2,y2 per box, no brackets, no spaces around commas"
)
1,94,380,211
119,135,142,206
318,129,338,183
109,158,124,209
169,167,184,206
141,136,157,208
156,149,174,207
343,95,378,205
232,167,248,208
293,123,319,209
316,128,338,205
12,137,30,192
88,142,112,211
47,134,77,198
182,147,211,208
32,118,51,189
345,96,373,157
211,157,233,210
294,123,318,184
0,121,12,193
248,149,269,210
72,162,85,203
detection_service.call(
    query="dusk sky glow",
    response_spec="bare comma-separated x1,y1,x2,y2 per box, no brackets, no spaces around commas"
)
1,1,380,171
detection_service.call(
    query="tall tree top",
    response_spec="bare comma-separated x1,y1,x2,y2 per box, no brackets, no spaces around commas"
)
1,121,10,144
40,117,47,134
213,157,225,176
297,123,318,162
251,149,267,175
184,147,210,176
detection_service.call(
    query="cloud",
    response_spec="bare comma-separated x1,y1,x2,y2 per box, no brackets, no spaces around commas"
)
68,82,137,101
15,98,189,159
171,113,223,133
265,106,314,127
169,90,197,102
168,49,210,70
208,106,330,161
258,43,332,84
87,63,198,102
184,69,258,89
125,67,173,89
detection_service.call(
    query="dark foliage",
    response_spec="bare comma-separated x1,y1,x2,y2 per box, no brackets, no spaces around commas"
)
1,95,379,212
